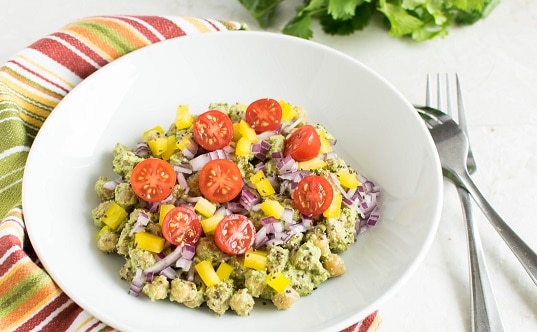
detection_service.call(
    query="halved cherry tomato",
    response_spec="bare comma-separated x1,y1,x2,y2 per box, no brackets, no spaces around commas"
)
245,98,282,134
130,158,176,202
292,175,334,217
198,159,243,203
284,125,321,161
161,206,202,246
192,110,234,151
214,214,256,255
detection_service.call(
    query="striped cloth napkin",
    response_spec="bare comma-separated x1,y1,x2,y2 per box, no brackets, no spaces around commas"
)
0,15,381,332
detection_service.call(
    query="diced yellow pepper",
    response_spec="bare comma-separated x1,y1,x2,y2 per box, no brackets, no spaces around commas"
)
279,100,297,121
176,133,193,151
195,260,220,287
250,170,266,184
317,128,332,154
298,157,327,170
244,250,268,271
216,262,234,281
323,192,342,219
250,170,275,197
134,232,166,253
159,204,175,225
147,137,168,156
101,202,128,230
232,122,241,142
238,120,258,143
175,104,194,130
265,272,290,293
194,197,216,218
254,178,275,197
235,137,252,157
337,170,360,189
200,213,224,234
260,199,284,219
142,125,165,142
161,135,178,160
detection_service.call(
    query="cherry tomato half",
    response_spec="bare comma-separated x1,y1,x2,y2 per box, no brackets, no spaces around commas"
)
245,98,282,134
161,206,202,246
214,214,256,255
292,175,334,217
130,158,177,202
284,125,321,161
198,159,243,203
192,110,234,151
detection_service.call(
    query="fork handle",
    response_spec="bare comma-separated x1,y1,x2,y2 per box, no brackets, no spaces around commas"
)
457,171,537,286
457,187,505,332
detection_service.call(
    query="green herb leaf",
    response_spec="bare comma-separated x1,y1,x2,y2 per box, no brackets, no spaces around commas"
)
238,0,285,28
238,0,498,41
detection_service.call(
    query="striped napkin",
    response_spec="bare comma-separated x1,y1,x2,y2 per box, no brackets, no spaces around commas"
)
0,15,381,332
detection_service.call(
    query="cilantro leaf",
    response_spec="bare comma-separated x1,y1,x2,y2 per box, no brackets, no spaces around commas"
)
320,2,373,35
238,0,285,28
237,0,498,41
282,13,314,39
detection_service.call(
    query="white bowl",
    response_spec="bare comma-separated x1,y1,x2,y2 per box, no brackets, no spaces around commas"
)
23,31,442,332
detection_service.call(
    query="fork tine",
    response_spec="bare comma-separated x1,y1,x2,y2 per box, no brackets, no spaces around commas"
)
445,74,452,116
425,74,432,107
455,74,477,172
436,73,442,110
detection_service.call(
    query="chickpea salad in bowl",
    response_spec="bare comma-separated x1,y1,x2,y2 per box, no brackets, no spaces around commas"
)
91,98,381,316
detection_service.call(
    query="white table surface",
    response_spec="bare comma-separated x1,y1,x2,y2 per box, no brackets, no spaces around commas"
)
2,1,536,331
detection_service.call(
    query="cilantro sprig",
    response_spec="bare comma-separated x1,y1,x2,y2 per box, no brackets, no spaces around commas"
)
238,0,499,41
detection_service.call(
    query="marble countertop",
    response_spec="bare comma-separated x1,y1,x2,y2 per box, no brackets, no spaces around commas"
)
2,1,536,330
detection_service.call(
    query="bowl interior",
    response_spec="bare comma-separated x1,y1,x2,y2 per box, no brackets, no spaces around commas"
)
23,31,442,332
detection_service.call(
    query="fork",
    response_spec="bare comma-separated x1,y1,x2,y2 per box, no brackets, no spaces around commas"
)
425,74,504,331
416,80,537,288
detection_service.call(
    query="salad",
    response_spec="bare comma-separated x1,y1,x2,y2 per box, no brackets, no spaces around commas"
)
91,98,381,316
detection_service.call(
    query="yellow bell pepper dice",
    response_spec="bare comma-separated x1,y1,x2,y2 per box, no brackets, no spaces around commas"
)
260,199,284,219
161,135,178,160
250,170,276,197
235,137,252,157
175,104,194,130
244,250,268,271
238,120,258,143
147,137,169,156
337,170,360,189
250,170,266,184
177,133,193,150
279,100,297,121
216,262,234,281
232,122,242,141
323,192,342,219
200,213,224,234
297,157,326,170
265,272,290,293
159,204,175,225
254,178,275,197
134,232,166,253
101,202,128,230
194,197,217,218
195,260,220,287
142,125,165,141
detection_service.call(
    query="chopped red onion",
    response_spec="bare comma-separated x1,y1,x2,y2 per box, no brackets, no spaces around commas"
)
160,266,178,280
129,268,145,297
103,178,123,191
144,246,183,275
276,155,298,173
174,163,193,174
135,142,150,158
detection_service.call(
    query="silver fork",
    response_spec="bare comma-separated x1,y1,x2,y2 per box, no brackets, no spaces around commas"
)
416,81,537,288
426,74,503,332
